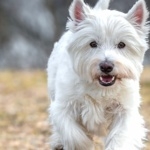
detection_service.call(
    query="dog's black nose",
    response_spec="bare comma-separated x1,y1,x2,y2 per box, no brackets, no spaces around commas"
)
100,61,114,73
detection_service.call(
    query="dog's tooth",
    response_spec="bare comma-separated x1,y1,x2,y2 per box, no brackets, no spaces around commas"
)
100,76,103,81
112,76,115,81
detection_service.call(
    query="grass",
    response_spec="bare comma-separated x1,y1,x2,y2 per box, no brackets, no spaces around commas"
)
0,71,49,150
0,69,149,150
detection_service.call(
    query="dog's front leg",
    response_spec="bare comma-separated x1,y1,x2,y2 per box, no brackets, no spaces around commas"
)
50,101,94,150
105,109,146,150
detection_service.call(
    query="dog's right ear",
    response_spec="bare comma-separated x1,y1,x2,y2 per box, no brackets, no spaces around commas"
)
69,0,86,23
67,0,90,30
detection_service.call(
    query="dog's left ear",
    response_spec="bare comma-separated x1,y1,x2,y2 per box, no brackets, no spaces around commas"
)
126,0,149,28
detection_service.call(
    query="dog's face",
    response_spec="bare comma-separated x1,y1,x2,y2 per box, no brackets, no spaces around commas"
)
67,0,149,87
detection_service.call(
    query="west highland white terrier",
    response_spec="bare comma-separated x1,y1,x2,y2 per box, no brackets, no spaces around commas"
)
47,0,149,149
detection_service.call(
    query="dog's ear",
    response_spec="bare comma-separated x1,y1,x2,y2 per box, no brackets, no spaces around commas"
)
69,0,87,23
67,0,90,30
126,0,149,28
94,0,111,10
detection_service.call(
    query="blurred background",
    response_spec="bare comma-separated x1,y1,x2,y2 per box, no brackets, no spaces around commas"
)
0,0,149,150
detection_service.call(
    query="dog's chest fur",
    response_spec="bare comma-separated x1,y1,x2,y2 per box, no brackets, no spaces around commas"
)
76,94,123,135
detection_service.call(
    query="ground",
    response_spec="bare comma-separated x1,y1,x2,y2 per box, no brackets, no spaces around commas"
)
0,68,149,150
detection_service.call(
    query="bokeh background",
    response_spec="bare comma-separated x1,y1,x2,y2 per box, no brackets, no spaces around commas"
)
0,0,150,150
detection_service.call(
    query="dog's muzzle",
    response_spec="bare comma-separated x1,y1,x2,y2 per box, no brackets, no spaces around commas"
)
99,61,116,86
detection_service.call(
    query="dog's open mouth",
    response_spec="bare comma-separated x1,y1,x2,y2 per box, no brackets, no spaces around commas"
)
99,75,116,86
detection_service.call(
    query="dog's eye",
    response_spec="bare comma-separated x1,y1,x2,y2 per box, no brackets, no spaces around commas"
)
117,42,126,49
90,41,97,48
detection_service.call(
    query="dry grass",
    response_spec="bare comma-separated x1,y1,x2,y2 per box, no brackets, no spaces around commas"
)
0,71,49,150
0,68,149,150
141,67,150,150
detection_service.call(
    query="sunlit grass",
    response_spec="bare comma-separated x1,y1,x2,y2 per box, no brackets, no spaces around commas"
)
0,70,49,150
0,69,149,150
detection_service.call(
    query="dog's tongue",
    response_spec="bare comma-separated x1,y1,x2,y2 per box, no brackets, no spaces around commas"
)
100,75,114,83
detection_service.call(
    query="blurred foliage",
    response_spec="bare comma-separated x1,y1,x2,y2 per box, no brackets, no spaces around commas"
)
0,0,149,69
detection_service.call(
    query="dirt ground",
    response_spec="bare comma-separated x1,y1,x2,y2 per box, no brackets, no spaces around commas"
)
0,68,149,150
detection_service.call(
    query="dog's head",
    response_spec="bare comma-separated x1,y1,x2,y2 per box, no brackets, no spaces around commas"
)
67,0,149,87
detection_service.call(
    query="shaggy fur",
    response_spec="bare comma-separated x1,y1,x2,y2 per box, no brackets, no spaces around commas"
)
47,0,149,149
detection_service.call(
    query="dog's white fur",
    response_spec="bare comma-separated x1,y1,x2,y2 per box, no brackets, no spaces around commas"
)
47,0,149,149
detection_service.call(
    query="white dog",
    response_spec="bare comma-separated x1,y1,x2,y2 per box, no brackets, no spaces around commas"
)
47,0,149,149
